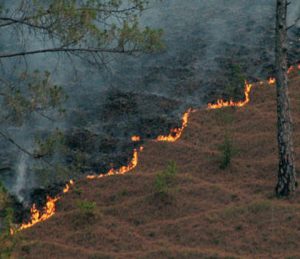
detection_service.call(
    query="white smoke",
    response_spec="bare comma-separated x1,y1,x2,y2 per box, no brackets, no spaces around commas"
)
13,153,29,203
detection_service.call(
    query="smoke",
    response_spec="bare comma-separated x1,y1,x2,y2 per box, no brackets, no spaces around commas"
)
12,153,34,204
0,0,299,204
288,0,300,27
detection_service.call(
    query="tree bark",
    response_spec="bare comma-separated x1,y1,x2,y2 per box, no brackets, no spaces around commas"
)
275,0,297,196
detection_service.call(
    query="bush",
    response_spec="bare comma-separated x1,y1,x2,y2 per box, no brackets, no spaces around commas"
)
0,182,17,258
154,161,178,196
75,200,96,217
218,134,238,170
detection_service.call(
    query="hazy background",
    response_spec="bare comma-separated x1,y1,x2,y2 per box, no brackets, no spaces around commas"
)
0,0,299,204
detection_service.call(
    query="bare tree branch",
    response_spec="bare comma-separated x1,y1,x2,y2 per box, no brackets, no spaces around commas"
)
287,16,300,30
0,46,142,59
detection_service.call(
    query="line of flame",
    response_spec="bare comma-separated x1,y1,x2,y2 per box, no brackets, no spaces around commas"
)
12,148,141,233
207,64,299,110
156,108,193,142
86,148,140,179
10,180,75,233
13,64,299,233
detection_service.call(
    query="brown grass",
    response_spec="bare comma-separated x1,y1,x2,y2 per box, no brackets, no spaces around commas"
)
12,74,300,259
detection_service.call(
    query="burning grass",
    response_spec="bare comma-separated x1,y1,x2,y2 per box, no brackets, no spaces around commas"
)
11,69,300,258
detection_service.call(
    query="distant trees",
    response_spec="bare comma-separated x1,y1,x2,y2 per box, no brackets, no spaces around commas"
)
275,0,297,196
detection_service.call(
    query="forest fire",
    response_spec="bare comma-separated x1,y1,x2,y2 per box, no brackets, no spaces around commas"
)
86,148,140,179
207,64,299,110
13,148,142,233
13,64,300,234
207,82,253,109
19,196,59,231
156,109,192,142
11,180,74,233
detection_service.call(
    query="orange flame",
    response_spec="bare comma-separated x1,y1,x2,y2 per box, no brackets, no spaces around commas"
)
14,63,299,233
13,180,74,232
131,136,141,142
268,77,276,85
87,148,140,179
63,179,74,193
156,109,192,142
207,81,253,110
19,196,58,231
207,64,299,110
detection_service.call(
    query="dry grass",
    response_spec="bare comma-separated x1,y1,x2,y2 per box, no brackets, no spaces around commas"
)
12,74,300,259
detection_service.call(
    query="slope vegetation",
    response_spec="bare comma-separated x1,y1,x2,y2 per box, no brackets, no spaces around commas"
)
13,74,300,259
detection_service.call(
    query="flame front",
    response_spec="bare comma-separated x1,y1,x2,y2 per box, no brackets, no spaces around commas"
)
207,64,299,110
13,180,74,232
207,81,253,110
87,148,140,179
19,196,58,231
156,109,192,142
14,64,300,233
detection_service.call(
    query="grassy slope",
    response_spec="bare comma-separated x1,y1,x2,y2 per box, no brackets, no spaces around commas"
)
13,74,300,259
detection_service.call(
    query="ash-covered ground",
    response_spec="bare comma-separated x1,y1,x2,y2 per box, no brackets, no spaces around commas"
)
0,0,299,209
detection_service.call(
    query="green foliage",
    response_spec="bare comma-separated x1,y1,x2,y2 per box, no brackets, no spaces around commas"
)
34,128,65,158
218,134,238,170
154,161,178,196
3,71,67,126
0,0,163,183
76,200,96,216
1,0,163,55
0,182,17,258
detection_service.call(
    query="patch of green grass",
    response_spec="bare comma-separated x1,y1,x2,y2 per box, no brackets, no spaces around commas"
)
218,134,238,170
154,161,178,196
76,200,96,216
0,182,18,258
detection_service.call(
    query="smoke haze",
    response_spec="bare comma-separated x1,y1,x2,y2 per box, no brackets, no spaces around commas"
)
0,0,299,203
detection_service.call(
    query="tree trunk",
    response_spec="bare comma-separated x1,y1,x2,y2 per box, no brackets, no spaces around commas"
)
275,0,297,196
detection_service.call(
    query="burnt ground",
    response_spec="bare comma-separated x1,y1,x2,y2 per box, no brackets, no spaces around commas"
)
1,1,299,209
12,72,300,258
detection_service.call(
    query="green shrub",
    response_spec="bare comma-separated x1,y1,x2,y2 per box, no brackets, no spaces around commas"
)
218,134,238,170
154,161,177,196
75,200,96,216
0,182,17,258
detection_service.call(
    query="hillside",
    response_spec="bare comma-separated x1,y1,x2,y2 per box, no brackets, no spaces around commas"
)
13,74,300,258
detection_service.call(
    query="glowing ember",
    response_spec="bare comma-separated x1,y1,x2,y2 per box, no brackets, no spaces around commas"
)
131,136,141,142
63,179,74,193
156,109,192,142
268,77,276,84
